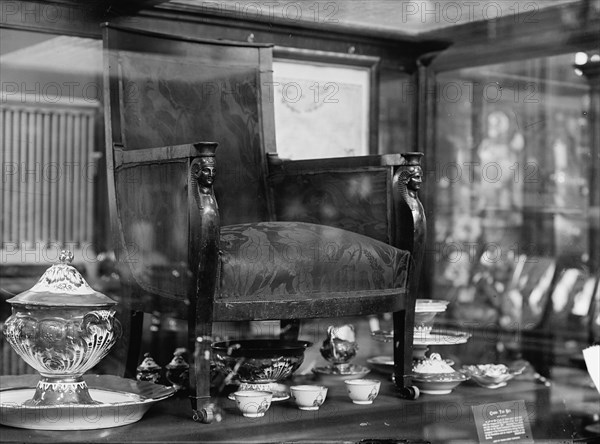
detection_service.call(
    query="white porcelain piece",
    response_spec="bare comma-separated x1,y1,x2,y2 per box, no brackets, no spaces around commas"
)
289,385,328,411
344,379,381,405
233,390,273,418
227,382,289,402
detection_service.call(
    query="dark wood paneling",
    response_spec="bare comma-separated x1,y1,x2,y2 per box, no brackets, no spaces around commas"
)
0,0,156,37
141,4,449,71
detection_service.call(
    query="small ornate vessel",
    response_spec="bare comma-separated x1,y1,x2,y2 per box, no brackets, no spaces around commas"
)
2,251,121,406
137,353,163,384
320,324,359,368
166,348,189,390
314,324,370,379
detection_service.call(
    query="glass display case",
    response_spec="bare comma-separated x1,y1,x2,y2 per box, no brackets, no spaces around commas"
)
431,51,599,372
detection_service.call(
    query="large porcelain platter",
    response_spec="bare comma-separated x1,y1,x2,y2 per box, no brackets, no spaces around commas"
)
0,374,175,430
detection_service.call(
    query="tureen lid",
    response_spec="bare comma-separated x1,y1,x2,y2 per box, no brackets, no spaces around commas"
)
6,250,117,307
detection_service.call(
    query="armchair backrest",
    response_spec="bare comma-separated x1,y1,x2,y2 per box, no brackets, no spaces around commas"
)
103,24,276,227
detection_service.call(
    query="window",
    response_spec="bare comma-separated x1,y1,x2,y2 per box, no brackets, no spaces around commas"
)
272,47,379,160
1,29,103,267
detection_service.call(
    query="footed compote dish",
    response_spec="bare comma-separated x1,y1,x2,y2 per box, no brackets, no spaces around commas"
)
2,251,122,406
371,299,468,360
414,299,450,340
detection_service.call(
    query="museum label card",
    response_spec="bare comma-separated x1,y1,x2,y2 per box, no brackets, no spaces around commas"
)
472,400,533,444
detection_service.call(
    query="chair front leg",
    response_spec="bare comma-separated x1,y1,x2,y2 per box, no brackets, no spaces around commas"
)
189,325,216,423
188,143,221,422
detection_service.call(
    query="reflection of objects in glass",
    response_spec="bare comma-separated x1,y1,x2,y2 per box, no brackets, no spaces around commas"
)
552,269,582,313
591,280,600,344
551,112,586,207
128,220,169,279
500,258,556,330
477,110,524,212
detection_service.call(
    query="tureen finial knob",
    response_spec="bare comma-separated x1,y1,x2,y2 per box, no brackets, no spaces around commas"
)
59,250,74,264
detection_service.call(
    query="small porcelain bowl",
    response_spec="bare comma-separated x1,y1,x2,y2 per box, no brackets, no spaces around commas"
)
233,390,273,418
412,372,468,395
344,379,381,405
290,385,328,411
461,364,524,389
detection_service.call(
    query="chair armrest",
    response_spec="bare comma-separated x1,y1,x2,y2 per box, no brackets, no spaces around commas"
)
268,153,406,170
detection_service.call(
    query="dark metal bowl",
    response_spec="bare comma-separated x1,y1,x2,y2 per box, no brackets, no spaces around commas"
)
211,339,312,383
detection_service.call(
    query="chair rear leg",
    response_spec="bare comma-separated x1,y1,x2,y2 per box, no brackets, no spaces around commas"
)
125,310,145,379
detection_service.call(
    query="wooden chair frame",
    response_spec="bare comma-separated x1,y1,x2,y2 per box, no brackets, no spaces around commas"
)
103,24,425,422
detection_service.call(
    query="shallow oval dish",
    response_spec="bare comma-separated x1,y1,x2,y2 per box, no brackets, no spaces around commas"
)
461,364,523,389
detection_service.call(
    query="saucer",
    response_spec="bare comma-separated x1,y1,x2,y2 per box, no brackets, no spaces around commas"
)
367,356,394,375
312,364,371,381
227,382,290,402
0,374,175,430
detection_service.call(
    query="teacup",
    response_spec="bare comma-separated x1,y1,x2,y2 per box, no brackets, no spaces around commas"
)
344,379,381,405
290,385,328,411
233,390,273,417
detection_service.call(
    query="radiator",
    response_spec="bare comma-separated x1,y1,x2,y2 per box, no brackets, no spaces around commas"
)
1,100,99,255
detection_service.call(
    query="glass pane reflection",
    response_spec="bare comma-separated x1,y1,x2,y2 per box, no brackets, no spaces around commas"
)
432,52,595,369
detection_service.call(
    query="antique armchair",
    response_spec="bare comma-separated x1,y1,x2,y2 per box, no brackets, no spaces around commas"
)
102,24,425,422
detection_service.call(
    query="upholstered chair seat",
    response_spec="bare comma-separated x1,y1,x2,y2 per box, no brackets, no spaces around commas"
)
218,222,411,318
